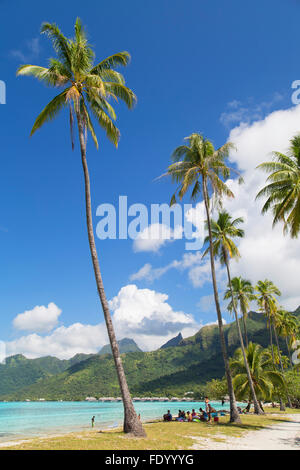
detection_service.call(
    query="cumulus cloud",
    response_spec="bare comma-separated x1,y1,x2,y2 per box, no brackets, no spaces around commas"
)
6,323,107,360
13,303,62,333
223,104,300,310
133,223,182,252
109,284,200,350
5,285,202,358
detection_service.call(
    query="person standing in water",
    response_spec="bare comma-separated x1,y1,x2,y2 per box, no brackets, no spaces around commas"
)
91,416,95,428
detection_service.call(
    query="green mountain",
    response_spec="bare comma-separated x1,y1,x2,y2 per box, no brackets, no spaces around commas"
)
0,353,93,396
1,309,298,401
99,338,142,355
160,332,183,349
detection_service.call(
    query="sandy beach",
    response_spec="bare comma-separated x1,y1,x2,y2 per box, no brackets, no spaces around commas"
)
193,413,300,450
1,412,300,450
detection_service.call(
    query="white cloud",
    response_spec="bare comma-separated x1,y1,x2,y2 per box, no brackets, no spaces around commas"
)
130,251,204,283
13,303,62,333
133,223,182,252
223,104,300,311
6,323,107,360
108,284,200,350
5,285,201,358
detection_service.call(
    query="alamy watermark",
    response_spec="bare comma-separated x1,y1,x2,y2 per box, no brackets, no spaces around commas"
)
95,196,205,250
291,80,300,105
0,80,6,104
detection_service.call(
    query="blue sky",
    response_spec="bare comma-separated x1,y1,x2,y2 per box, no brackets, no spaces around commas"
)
0,0,299,357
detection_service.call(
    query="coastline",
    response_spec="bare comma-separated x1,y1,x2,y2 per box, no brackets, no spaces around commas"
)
1,409,299,450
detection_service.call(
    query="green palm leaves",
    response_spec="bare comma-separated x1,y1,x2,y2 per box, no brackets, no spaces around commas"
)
230,342,284,401
202,210,244,264
224,277,255,345
16,18,136,149
256,134,300,238
165,133,236,206
255,279,281,319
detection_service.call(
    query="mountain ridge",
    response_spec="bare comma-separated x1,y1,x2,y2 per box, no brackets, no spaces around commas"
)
1,308,298,400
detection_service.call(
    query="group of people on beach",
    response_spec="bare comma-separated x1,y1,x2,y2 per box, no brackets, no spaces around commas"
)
163,398,229,423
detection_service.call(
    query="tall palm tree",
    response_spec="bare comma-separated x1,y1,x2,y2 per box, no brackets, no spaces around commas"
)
164,133,241,423
230,342,285,406
256,134,300,238
17,19,146,437
255,280,286,410
276,309,299,365
255,280,281,363
224,276,255,347
203,211,263,414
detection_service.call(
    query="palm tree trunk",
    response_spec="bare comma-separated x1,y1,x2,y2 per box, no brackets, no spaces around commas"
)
286,337,292,366
224,255,264,415
266,311,285,411
202,176,241,424
76,110,146,437
242,314,249,347
273,325,292,408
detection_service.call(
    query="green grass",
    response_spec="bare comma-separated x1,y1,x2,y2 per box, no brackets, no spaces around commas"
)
2,409,298,450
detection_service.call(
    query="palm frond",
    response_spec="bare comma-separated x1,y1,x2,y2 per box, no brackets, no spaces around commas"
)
30,87,70,136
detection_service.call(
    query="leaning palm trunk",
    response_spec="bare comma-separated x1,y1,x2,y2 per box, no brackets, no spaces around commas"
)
242,314,249,347
202,177,241,423
224,253,264,414
273,325,292,408
76,111,146,437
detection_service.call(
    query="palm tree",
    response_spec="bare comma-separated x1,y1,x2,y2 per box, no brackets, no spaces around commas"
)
255,280,287,410
224,276,255,347
256,134,300,238
255,280,281,363
276,309,299,365
230,342,285,406
203,211,263,414
164,133,241,423
17,19,146,437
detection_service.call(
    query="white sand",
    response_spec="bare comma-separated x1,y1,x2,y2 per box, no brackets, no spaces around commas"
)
193,413,300,450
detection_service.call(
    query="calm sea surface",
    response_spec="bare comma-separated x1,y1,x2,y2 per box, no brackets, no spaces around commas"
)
0,400,234,442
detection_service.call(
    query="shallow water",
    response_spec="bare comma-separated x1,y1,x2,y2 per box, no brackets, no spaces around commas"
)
0,400,233,442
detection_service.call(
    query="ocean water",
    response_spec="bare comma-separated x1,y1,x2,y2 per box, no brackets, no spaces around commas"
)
0,400,233,443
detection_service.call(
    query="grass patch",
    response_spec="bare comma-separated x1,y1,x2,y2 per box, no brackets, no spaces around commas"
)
1,409,297,450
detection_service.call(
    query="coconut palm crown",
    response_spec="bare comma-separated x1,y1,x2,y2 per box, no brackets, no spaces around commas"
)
16,18,136,148
202,210,244,264
256,134,300,238
165,133,240,207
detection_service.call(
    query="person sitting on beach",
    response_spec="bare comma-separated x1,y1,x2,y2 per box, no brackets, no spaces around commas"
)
163,410,172,421
191,409,197,418
180,410,186,419
186,411,193,422
199,408,208,422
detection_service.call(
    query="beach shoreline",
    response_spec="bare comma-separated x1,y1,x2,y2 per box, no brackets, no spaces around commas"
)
1,410,299,450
